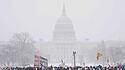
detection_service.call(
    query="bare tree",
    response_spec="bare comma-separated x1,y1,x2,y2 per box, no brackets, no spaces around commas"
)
1,32,36,66
10,32,35,47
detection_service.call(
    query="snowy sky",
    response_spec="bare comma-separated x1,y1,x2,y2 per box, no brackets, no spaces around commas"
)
0,0,125,42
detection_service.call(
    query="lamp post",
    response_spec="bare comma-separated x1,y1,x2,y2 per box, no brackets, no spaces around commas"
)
73,51,76,67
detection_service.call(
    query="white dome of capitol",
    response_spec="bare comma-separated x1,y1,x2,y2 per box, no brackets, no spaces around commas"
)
53,4,76,41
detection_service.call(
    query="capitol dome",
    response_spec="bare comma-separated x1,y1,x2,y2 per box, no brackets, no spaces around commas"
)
53,4,76,41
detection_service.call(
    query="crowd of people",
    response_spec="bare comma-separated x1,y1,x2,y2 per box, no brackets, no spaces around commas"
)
0,65,125,70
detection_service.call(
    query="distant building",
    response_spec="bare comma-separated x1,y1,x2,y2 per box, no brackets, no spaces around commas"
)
35,4,100,66
35,4,125,66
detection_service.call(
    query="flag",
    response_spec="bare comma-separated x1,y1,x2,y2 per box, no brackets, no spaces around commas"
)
96,52,103,60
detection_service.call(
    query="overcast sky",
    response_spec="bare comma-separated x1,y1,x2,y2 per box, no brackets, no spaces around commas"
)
0,0,125,42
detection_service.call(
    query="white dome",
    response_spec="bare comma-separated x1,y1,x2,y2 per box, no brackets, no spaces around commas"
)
53,5,76,41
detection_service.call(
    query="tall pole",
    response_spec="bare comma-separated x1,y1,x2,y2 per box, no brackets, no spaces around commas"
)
73,51,76,67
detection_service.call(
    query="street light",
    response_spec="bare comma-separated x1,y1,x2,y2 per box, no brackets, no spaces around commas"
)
73,51,76,67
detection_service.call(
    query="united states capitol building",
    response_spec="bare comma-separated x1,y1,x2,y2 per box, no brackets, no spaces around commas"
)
0,4,125,66
35,5,125,66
